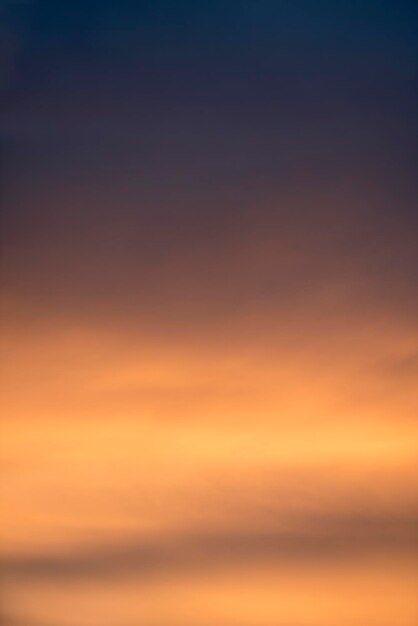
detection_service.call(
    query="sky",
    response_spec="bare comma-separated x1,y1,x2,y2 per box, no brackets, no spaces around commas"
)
1,1,418,625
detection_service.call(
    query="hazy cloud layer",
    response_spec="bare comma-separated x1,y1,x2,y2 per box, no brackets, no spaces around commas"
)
3,503,417,583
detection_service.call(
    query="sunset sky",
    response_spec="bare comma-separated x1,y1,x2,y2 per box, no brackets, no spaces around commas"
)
1,2,418,625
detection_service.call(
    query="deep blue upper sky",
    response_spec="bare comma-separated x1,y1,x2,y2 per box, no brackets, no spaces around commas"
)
4,1,418,93
2,1,417,327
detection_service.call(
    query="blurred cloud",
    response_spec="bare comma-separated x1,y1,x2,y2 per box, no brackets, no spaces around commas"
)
3,501,417,583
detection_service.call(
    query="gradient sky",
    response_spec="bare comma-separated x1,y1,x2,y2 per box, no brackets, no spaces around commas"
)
1,2,418,625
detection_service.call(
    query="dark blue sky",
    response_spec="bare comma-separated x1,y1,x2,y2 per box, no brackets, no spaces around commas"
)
2,0,417,331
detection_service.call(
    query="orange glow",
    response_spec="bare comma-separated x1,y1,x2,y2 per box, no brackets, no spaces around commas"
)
2,315,418,624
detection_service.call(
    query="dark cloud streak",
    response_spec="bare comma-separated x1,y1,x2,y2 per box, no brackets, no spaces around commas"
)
3,507,417,584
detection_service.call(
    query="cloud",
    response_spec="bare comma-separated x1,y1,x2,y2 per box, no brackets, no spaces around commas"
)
3,504,417,584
